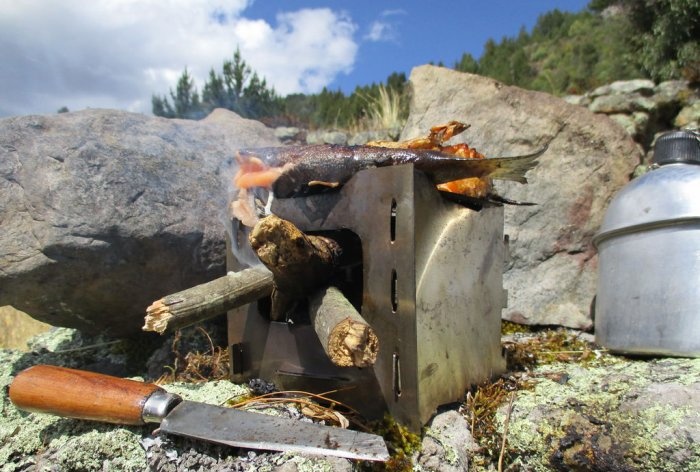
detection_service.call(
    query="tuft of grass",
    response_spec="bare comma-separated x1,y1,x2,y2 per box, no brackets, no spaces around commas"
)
156,327,230,384
502,328,600,371
354,85,407,135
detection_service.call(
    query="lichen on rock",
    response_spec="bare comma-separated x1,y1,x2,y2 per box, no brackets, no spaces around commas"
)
491,357,700,471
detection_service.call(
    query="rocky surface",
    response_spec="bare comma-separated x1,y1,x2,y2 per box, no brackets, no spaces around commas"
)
402,65,642,329
565,78,700,151
0,108,278,336
2,325,698,471
0,326,356,472
491,349,700,471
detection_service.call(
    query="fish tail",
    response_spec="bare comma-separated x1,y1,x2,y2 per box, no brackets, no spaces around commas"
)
486,146,546,183
429,144,546,185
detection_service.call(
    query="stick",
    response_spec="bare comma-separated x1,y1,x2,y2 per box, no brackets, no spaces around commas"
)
143,266,273,334
498,392,516,472
249,215,342,321
308,286,379,368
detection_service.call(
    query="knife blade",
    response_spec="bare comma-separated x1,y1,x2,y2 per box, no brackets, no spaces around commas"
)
9,365,389,462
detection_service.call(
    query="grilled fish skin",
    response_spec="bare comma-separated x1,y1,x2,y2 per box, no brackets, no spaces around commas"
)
235,144,545,198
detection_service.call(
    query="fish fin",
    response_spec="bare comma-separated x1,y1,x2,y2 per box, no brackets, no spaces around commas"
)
488,144,548,182
234,168,283,189
487,194,538,206
438,190,538,209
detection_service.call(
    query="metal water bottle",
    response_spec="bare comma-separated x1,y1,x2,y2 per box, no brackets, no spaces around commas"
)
594,130,700,357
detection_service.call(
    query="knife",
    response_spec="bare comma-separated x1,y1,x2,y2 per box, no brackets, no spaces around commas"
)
9,365,389,462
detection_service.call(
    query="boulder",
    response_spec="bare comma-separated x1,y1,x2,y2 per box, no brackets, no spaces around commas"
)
0,108,278,336
402,65,642,329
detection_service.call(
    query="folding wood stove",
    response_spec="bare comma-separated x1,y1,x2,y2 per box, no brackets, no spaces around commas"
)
227,163,506,431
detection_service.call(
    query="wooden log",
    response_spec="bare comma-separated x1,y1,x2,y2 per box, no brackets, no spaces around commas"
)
143,266,273,334
309,286,379,368
249,214,342,321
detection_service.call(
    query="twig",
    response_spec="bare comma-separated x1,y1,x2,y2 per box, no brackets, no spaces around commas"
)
498,392,516,472
51,340,123,354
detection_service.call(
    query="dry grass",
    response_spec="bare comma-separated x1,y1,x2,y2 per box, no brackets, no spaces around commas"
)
156,327,230,384
227,388,362,429
353,85,407,134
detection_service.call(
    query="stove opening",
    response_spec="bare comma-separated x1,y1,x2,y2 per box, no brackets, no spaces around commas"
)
307,228,364,313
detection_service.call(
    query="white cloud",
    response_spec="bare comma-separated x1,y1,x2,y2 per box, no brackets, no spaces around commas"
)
364,9,405,43
365,21,394,42
0,1,358,117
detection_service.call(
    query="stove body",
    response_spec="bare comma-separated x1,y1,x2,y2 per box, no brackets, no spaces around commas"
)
227,164,506,431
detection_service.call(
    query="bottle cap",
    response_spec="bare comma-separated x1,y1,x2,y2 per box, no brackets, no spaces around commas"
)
652,130,700,165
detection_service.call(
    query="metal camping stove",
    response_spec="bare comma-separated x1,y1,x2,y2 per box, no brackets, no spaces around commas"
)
227,164,506,431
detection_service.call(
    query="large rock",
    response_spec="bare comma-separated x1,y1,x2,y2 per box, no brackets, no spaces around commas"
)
0,108,278,336
402,65,642,329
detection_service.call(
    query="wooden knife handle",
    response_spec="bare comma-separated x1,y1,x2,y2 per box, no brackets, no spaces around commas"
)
9,365,167,425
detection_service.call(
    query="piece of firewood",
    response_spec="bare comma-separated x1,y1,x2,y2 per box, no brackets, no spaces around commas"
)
249,215,342,321
143,266,273,334
309,286,379,368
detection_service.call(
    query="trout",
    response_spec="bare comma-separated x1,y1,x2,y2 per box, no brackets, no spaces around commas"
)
233,143,546,198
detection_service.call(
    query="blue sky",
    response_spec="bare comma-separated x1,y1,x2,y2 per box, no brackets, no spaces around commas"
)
246,0,591,93
0,0,589,117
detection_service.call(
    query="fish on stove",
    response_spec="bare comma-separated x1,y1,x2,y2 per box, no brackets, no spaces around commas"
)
233,143,546,199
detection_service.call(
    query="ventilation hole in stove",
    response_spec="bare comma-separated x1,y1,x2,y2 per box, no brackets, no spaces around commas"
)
390,198,397,242
391,269,398,313
392,351,402,399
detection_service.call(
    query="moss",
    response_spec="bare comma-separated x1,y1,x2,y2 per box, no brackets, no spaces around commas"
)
361,414,421,472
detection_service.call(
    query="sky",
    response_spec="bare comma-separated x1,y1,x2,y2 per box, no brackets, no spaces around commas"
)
0,0,590,118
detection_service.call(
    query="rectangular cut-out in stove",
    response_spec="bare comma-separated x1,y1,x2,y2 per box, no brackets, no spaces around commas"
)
227,163,506,431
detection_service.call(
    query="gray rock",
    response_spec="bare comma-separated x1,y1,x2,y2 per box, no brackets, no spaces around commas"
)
0,108,278,336
347,128,402,145
274,126,305,144
417,410,476,471
654,80,692,105
562,94,590,107
589,93,657,114
590,79,656,97
403,65,642,329
675,101,700,129
609,111,650,139
305,130,348,145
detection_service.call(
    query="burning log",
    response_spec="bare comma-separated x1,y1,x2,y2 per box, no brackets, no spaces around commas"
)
249,214,342,321
143,266,273,334
309,286,378,368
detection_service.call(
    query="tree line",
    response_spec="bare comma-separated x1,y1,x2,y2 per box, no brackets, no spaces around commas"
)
153,0,699,125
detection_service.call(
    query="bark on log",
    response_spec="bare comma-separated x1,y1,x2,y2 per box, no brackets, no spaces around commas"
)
249,215,342,321
143,266,273,334
309,286,379,368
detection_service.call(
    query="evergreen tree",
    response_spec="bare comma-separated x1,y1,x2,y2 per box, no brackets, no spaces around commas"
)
153,48,280,120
